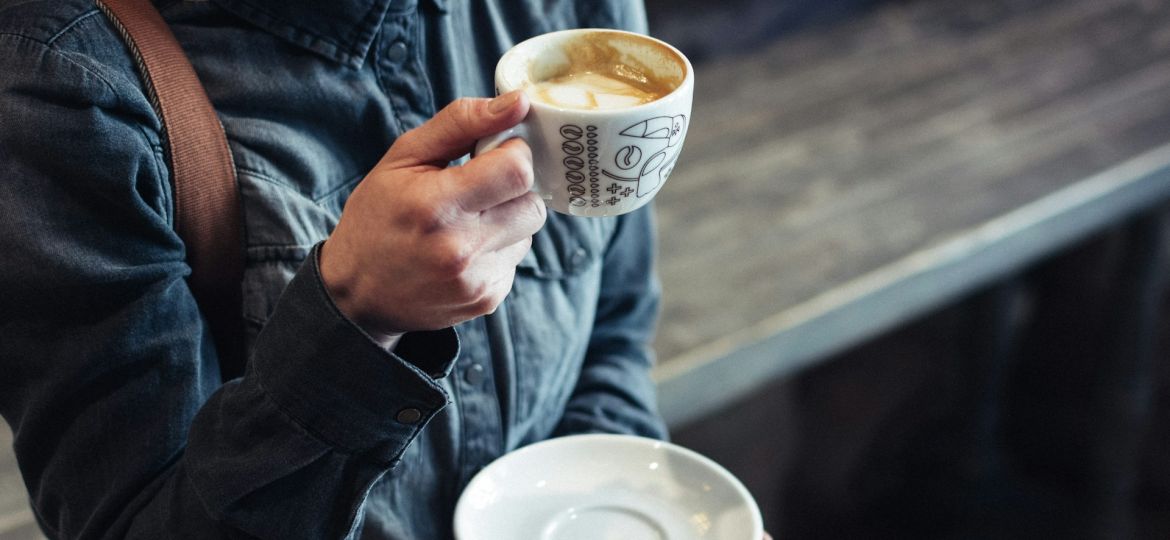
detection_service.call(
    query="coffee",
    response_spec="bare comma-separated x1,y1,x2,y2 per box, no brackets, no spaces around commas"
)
528,71,663,110
478,28,692,216
522,32,679,111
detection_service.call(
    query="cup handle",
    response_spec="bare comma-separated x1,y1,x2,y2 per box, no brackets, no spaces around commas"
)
473,122,532,158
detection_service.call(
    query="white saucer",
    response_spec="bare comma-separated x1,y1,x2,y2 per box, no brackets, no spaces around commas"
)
453,434,763,539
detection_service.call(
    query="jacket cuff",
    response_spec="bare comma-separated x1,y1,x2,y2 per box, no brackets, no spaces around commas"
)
251,242,459,459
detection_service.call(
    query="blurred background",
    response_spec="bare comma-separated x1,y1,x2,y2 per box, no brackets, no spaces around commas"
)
645,0,1170,538
4,0,1170,538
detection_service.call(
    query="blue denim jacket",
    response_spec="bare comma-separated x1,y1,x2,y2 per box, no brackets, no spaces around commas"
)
0,0,666,538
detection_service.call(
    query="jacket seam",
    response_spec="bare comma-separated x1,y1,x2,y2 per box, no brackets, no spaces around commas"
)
252,374,362,456
46,8,102,45
0,32,172,227
0,32,124,111
235,165,362,204
217,0,352,64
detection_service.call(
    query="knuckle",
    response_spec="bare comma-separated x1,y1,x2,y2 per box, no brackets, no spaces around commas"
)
463,273,514,317
455,278,493,309
431,236,474,278
507,192,546,235
498,151,534,193
470,291,502,316
401,191,464,235
403,203,445,234
524,192,547,227
447,97,481,130
500,137,533,159
449,96,479,114
440,252,474,280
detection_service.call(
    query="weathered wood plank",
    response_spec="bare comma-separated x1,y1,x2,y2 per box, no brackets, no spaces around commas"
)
1,422,42,540
653,0,1170,367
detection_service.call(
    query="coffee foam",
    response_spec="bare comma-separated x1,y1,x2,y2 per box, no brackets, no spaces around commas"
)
528,72,660,110
520,31,684,110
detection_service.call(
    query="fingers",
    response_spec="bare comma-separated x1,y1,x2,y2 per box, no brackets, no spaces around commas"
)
325,92,540,337
450,137,534,213
388,90,530,167
450,137,544,252
477,190,547,252
432,237,533,323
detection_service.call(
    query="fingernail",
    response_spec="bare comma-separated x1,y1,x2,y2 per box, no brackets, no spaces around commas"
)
488,90,521,115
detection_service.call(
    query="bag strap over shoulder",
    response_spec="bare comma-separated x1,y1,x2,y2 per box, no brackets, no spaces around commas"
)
96,0,246,380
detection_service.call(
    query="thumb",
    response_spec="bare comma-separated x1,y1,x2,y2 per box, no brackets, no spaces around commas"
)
387,90,529,167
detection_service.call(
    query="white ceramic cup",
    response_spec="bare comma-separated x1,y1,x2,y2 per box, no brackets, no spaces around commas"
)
475,29,694,217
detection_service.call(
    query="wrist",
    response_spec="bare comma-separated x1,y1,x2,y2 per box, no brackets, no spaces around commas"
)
318,238,403,350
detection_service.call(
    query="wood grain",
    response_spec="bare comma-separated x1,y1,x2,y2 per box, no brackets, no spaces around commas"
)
0,423,41,540
653,0,1170,363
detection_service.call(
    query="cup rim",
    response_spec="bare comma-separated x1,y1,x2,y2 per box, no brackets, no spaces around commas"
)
496,28,694,116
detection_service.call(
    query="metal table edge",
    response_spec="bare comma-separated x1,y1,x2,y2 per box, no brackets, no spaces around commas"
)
654,142,1170,428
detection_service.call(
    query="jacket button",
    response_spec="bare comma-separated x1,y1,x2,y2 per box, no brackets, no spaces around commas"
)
386,41,409,64
465,363,485,386
396,408,422,424
569,247,587,269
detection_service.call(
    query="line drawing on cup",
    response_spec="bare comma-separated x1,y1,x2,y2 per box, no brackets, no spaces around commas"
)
587,126,600,208
601,114,687,200
559,124,588,207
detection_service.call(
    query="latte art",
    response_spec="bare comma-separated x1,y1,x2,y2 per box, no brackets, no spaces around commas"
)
479,28,692,217
528,71,666,110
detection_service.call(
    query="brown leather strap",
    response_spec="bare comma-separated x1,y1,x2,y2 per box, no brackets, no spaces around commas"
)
97,0,246,379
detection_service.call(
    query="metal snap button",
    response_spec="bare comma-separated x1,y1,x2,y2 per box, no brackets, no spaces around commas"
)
464,363,485,386
396,407,422,424
569,246,587,269
386,41,409,64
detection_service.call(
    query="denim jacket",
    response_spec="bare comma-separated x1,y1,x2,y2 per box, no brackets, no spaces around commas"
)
0,0,665,538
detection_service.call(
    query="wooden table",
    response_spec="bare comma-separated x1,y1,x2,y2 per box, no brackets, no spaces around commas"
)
0,425,38,540
651,0,1170,426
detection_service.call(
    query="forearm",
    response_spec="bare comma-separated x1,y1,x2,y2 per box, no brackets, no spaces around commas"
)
180,248,458,537
4,248,458,539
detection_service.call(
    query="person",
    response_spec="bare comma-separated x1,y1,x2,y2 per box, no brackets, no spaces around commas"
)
0,0,667,537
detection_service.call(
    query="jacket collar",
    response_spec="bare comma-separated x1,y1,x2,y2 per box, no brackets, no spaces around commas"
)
210,0,393,68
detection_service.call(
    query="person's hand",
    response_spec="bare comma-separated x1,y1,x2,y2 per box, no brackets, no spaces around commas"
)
320,90,545,348
764,532,772,540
